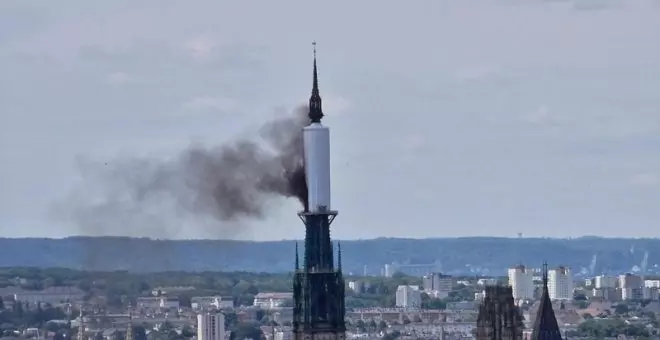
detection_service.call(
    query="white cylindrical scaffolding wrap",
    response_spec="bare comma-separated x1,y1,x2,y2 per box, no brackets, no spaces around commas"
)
303,123,331,213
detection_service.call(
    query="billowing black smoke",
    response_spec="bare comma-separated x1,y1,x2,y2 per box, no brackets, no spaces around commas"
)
58,106,310,239
178,105,310,219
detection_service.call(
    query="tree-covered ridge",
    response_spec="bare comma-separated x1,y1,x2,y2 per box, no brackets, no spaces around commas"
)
0,236,658,274
0,267,430,309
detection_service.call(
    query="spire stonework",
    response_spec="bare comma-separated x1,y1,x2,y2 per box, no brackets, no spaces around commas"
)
309,41,324,123
530,262,563,340
125,304,133,340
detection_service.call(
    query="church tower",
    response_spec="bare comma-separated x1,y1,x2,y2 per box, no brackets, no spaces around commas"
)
292,42,346,340
476,285,524,340
529,262,563,340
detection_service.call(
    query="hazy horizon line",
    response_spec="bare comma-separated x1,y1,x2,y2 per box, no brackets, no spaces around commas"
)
1,235,658,242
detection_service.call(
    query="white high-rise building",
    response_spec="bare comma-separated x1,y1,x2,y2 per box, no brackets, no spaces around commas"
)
644,279,660,288
548,267,573,300
422,273,453,299
508,265,534,300
594,275,617,289
619,274,643,300
395,285,421,308
197,312,225,340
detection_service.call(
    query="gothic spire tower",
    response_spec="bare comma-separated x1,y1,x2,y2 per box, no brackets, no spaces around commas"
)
476,285,523,340
530,262,563,340
293,42,346,340
125,304,134,340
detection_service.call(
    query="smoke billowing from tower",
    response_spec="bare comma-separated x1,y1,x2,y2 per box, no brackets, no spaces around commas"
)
58,106,310,237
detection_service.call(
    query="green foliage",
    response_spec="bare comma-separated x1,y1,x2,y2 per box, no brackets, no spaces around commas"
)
614,304,629,315
578,319,649,337
4,236,660,274
0,303,67,330
229,323,264,340
0,267,428,315
421,293,446,310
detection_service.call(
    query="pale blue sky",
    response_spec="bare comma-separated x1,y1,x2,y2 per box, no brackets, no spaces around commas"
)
1,0,659,240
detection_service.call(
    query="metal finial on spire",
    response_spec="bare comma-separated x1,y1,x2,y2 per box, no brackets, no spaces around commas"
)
295,242,300,270
542,261,549,287
308,41,323,123
337,241,342,271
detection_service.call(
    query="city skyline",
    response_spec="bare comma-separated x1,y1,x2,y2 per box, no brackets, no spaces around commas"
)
1,0,660,240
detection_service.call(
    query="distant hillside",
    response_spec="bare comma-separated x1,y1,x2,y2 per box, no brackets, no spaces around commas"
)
0,236,658,275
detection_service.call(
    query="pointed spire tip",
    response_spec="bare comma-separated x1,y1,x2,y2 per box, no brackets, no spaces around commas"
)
308,41,323,123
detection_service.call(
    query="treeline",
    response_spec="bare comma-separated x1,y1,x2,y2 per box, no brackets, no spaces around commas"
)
1,267,456,309
2,236,659,274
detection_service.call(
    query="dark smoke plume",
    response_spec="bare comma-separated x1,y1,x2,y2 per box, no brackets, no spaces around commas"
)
57,106,309,240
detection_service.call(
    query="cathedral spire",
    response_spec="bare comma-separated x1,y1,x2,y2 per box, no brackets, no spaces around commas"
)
308,41,324,123
295,242,300,270
77,308,84,340
125,305,133,340
531,262,563,340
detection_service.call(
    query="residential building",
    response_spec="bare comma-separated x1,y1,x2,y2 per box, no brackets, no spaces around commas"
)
422,273,453,299
619,274,643,300
348,280,369,293
197,312,225,340
160,297,180,310
477,278,498,286
395,285,421,308
645,280,660,288
135,296,180,310
253,292,293,309
591,287,620,302
548,267,573,300
508,265,534,300
151,286,195,296
594,275,617,289
13,286,85,306
191,296,234,310
643,287,659,300
384,262,441,277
